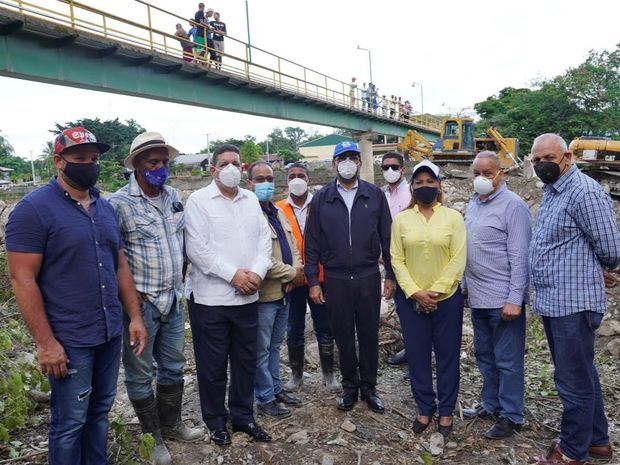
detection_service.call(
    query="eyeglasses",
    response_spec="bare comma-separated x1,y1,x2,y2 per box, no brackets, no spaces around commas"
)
381,164,401,171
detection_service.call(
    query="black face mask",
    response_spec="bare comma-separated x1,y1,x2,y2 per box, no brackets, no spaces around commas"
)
534,161,561,184
62,159,100,190
414,186,438,205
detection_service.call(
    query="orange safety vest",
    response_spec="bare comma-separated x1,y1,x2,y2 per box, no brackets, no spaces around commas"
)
275,198,324,284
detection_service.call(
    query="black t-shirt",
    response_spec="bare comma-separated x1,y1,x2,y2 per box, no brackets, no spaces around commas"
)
210,20,226,40
194,10,205,35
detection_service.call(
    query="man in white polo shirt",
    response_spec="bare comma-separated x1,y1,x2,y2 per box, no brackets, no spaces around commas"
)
185,144,273,446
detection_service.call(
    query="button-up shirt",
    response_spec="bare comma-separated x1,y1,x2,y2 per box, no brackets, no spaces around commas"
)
390,203,466,300
530,164,620,316
287,193,313,233
5,178,122,347
109,174,184,316
185,181,272,306
463,183,531,309
337,180,358,212
384,178,412,218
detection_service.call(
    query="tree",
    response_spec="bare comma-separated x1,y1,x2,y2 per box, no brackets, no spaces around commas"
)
277,149,301,164
51,118,145,166
284,127,308,150
0,131,14,158
240,140,262,164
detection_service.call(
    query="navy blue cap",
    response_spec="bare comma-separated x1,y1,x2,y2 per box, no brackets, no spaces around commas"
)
333,140,361,158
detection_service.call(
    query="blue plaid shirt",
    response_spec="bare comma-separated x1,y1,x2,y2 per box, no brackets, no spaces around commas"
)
109,174,185,316
530,164,620,317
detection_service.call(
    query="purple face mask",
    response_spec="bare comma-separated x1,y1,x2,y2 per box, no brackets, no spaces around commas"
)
143,166,169,188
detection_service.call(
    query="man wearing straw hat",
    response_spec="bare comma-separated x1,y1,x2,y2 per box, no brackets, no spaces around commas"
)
110,132,204,465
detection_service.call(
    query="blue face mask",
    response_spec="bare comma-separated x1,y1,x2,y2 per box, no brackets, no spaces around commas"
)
143,166,169,188
254,182,275,201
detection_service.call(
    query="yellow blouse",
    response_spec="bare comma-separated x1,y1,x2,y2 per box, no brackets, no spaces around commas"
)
390,203,466,301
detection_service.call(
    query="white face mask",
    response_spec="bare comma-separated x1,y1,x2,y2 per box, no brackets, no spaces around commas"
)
218,163,241,188
337,159,358,180
473,173,499,196
383,167,402,184
288,178,308,197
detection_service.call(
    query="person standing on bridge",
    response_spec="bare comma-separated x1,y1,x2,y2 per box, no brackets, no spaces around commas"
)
304,141,395,413
185,144,273,445
349,77,357,108
5,127,147,465
174,23,193,62
210,12,227,70
461,151,531,440
204,8,217,66
528,134,620,465
275,163,341,394
361,83,369,112
109,133,205,465
193,3,207,61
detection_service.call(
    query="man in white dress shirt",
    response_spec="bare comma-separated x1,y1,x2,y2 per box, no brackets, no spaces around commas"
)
184,144,273,445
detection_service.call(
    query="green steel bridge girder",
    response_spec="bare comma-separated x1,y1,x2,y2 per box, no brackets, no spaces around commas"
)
0,13,439,140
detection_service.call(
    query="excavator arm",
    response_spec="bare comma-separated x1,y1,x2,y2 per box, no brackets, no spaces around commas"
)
485,125,522,169
398,129,435,161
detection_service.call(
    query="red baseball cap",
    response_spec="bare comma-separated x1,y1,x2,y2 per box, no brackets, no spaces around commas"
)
53,127,110,155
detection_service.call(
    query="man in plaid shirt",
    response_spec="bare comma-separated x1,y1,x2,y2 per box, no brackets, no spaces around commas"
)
529,134,620,465
110,132,204,465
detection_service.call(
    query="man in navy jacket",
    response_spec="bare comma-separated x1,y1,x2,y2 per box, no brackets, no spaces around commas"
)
305,141,395,413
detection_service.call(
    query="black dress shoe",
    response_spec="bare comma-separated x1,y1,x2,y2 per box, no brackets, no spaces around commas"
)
232,422,272,442
361,391,385,413
337,391,358,411
387,349,407,366
484,417,521,439
257,400,291,418
438,422,453,437
276,390,302,406
209,428,232,445
462,404,494,419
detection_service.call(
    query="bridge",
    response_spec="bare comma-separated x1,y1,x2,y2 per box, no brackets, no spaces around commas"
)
0,0,441,178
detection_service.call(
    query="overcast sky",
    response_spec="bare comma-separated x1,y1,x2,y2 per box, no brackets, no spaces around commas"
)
1,0,618,158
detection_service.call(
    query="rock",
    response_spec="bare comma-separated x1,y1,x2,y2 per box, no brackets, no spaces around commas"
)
326,437,349,447
305,342,320,368
429,432,444,456
599,319,620,337
606,338,620,358
448,169,469,180
397,431,408,440
446,441,458,449
287,430,309,444
29,389,50,403
321,454,335,465
380,299,391,316
451,201,466,213
340,420,356,433
216,456,224,465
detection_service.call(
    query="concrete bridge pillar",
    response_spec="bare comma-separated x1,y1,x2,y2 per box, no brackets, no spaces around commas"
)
354,132,375,183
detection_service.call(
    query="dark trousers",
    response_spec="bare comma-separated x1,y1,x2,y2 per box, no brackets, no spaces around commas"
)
542,311,609,461
397,287,463,417
323,273,381,394
287,284,333,347
188,298,258,430
48,336,121,465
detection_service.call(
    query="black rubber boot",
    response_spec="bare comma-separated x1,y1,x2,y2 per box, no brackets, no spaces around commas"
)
285,344,304,391
319,343,341,392
156,382,204,443
130,395,172,465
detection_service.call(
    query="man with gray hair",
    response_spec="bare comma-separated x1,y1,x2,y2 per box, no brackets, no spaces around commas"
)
461,151,531,439
528,134,620,465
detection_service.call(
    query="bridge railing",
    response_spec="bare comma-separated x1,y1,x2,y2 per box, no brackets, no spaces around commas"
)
1,0,442,133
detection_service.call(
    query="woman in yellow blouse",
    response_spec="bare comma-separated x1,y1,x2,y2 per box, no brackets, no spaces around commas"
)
390,159,466,437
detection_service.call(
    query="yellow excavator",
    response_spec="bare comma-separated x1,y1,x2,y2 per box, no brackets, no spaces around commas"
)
398,117,521,169
570,136,620,197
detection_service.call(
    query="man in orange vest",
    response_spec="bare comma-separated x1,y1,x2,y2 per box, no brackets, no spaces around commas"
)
276,163,340,392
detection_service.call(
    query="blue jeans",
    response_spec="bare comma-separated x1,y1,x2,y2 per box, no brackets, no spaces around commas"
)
398,288,463,417
542,311,609,461
287,284,333,347
48,336,121,465
471,307,526,424
255,299,289,405
123,298,186,400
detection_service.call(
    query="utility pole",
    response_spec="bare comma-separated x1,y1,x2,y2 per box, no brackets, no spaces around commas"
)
205,133,212,168
29,150,36,183
411,82,424,115
357,45,373,84
245,0,252,62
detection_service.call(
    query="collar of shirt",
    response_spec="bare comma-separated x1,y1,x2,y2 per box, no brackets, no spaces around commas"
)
549,163,578,193
207,180,249,201
50,176,100,205
412,202,442,213
385,177,408,194
337,180,359,191
475,181,507,204
286,192,313,211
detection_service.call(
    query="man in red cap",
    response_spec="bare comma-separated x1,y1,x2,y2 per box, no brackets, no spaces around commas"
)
5,126,147,465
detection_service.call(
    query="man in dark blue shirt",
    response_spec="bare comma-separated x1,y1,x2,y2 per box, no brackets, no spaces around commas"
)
6,126,147,465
